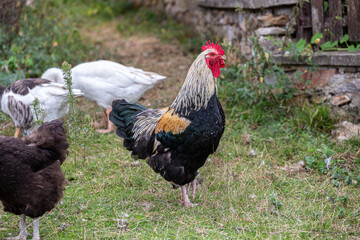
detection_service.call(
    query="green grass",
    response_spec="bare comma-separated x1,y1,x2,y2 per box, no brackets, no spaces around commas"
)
1,97,360,239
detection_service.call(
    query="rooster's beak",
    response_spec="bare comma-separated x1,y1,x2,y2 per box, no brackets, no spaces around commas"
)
220,55,226,68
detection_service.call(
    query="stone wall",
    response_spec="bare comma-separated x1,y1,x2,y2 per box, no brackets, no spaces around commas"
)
274,52,360,121
130,0,298,56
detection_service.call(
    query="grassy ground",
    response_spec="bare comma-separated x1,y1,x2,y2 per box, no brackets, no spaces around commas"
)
1,1,360,239
1,102,360,239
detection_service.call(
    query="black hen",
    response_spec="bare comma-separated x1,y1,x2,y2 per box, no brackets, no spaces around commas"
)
110,42,226,206
0,119,69,240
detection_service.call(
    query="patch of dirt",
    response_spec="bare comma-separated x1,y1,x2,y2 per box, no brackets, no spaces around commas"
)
81,20,194,108
281,160,306,175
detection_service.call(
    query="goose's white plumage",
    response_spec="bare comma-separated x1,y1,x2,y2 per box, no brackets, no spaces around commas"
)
41,60,166,132
0,79,83,136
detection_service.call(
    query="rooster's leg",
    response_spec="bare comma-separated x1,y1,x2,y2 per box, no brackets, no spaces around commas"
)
186,180,197,199
181,185,194,207
8,214,28,240
190,180,197,199
92,110,107,128
96,108,115,133
14,128,21,138
32,218,40,240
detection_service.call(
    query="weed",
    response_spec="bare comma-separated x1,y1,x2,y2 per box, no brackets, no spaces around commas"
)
62,61,93,172
305,156,328,174
268,193,283,210
32,98,46,125
312,33,360,52
291,104,337,133
219,36,298,110
62,61,78,171
0,0,97,84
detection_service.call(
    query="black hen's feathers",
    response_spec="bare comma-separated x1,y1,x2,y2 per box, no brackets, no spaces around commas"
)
0,119,69,218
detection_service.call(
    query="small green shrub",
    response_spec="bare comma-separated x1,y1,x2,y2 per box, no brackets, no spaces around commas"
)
32,98,46,125
219,36,297,110
62,61,93,172
0,0,96,85
291,104,337,133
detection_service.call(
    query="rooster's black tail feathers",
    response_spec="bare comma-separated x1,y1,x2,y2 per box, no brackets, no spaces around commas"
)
110,99,146,140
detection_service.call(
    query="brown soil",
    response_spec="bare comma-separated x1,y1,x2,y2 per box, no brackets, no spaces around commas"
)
81,20,194,108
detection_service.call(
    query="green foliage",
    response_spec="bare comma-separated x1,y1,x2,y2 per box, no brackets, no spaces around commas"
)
0,0,96,85
218,66,257,107
0,70,25,86
320,41,339,51
62,61,74,109
219,37,354,184
62,61,93,172
268,193,283,210
32,98,46,125
268,35,314,63
291,104,337,133
305,156,328,174
311,33,360,52
62,61,78,168
340,34,349,44
219,36,297,109
311,32,323,44
295,39,307,53
324,1,329,13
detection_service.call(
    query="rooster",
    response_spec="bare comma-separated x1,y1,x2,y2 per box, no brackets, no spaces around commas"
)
110,42,226,206
0,119,68,240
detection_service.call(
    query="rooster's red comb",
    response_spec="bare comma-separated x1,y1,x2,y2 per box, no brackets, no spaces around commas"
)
202,41,224,55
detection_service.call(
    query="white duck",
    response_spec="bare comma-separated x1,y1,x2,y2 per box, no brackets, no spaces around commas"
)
0,78,83,137
41,60,166,133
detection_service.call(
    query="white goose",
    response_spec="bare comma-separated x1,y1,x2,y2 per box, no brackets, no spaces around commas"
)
0,78,83,137
41,60,166,133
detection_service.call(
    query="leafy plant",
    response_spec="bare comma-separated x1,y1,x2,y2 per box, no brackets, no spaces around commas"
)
324,0,329,13
62,61,79,171
219,36,298,109
62,61,93,172
291,104,337,133
311,33,360,52
304,156,328,174
268,193,283,210
32,98,46,125
0,0,97,85
311,32,323,44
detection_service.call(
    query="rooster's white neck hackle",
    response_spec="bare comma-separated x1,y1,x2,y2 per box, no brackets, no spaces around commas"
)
171,49,217,116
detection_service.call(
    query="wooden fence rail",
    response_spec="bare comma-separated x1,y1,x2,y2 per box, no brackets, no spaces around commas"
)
298,0,360,43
